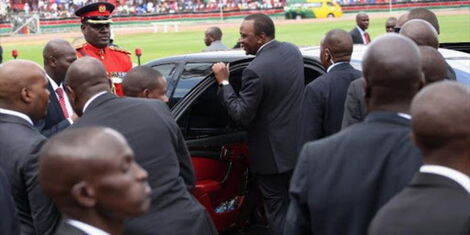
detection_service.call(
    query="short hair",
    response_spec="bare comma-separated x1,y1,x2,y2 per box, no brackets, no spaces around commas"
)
122,66,164,97
206,27,223,40
408,8,440,34
244,14,275,38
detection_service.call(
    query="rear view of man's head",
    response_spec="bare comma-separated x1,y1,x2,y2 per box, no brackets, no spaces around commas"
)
122,66,168,103
411,81,470,175
408,8,440,34
419,46,447,84
320,29,353,69
39,127,151,233
400,19,439,49
362,34,424,112
204,26,223,46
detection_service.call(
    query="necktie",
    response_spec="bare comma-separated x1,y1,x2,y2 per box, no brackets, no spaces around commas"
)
363,32,370,44
56,87,69,118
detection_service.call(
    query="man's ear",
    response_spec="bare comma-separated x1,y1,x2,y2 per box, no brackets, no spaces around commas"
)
142,88,151,98
20,87,32,103
71,181,96,208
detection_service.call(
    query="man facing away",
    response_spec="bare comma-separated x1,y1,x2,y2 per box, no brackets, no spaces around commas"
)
0,60,60,234
64,57,217,235
122,66,169,103
350,12,371,44
299,29,361,146
212,13,304,235
40,127,151,235
203,26,229,52
35,39,78,137
284,34,424,235
369,81,470,235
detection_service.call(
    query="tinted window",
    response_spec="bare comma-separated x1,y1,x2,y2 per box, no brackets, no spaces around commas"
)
152,63,176,80
173,63,213,104
326,2,335,7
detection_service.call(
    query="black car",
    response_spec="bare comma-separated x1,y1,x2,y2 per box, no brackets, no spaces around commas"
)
144,49,325,232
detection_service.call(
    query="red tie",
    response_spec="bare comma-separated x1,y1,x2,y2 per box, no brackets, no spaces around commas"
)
56,87,69,118
364,32,370,44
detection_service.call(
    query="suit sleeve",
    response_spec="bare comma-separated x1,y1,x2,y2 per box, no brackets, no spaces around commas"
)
341,78,366,129
299,82,325,146
218,68,263,128
22,140,60,235
284,144,312,235
35,119,71,138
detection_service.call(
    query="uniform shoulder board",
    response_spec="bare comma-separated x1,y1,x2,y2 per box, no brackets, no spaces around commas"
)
75,43,86,50
109,46,131,55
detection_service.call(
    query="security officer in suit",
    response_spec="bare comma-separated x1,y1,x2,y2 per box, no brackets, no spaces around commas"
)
74,2,132,96
350,12,371,44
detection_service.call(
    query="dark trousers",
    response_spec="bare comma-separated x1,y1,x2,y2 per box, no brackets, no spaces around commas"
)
255,171,292,235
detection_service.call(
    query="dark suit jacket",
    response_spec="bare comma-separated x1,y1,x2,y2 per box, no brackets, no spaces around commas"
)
285,112,423,235
0,168,20,235
369,172,470,235
350,27,366,44
341,77,367,129
34,83,70,137
71,93,217,235
0,113,60,235
218,40,304,175
54,220,88,235
300,63,361,145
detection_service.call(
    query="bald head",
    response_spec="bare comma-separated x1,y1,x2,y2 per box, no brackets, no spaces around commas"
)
356,13,369,30
64,57,111,116
320,29,353,68
419,46,447,84
43,39,77,84
40,127,150,222
0,60,49,120
411,81,470,170
206,27,222,40
408,8,440,34
363,34,423,111
396,12,409,29
400,19,439,48
123,66,168,102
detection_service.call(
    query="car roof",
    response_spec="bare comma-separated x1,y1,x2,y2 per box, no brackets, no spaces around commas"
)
145,50,253,65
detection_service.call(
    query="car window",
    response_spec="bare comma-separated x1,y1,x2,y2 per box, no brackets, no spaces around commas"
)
173,63,214,105
326,1,335,7
177,68,244,139
151,63,176,80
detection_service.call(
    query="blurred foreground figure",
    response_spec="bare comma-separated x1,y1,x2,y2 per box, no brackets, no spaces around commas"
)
40,127,151,235
285,34,424,235
369,81,470,235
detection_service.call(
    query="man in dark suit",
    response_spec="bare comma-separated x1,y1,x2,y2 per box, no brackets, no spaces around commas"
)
64,57,217,235
284,34,424,235
0,168,20,235
40,127,151,235
299,29,361,145
369,81,470,235
341,20,449,129
35,39,78,137
349,12,371,44
0,60,60,234
212,13,304,235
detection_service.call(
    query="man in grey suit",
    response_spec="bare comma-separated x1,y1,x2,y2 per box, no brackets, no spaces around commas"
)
40,127,151,235
299,29,361,146
369,81,470,235
212,13,304,235
203,26,228,52
64,57,217,235
0,60,60,234
285,34,424,235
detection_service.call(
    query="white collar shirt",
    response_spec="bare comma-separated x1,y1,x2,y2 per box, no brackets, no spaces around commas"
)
256,39,275,54
327,61,348,73
0,108,33,125
420,165,470,194
356,25,367,44
67,219,110,235
82,91,108,113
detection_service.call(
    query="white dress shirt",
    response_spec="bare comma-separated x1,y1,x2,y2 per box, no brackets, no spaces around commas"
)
83,91,108,113
0,108,33,125
326,61,348,73
46,74,74,123
67,219,110,235
420,165,470,194
356,26,368,44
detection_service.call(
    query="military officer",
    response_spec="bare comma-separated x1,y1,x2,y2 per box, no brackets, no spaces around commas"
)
74,2,132,96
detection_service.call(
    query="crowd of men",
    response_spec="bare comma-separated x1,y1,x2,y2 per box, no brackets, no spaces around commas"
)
0,2,468,235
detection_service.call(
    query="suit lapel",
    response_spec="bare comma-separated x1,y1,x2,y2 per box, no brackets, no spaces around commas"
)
47,83,65,119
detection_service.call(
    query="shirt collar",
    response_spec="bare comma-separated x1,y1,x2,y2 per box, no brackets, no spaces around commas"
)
256,39,275,54
356,25,365,34
67,219,110,235
82,91,108,113
397,112,411,120
0,108,33,125
420,165,470,194
46,74,60,91
327,61,348,73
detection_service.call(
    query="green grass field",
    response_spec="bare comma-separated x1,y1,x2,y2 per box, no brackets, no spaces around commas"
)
2,14,469,65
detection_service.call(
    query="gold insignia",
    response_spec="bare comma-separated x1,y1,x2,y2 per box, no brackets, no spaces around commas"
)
109,46,131,55
98,5,106,13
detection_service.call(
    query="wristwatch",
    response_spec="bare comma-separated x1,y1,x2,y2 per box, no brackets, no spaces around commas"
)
219,80,229,86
